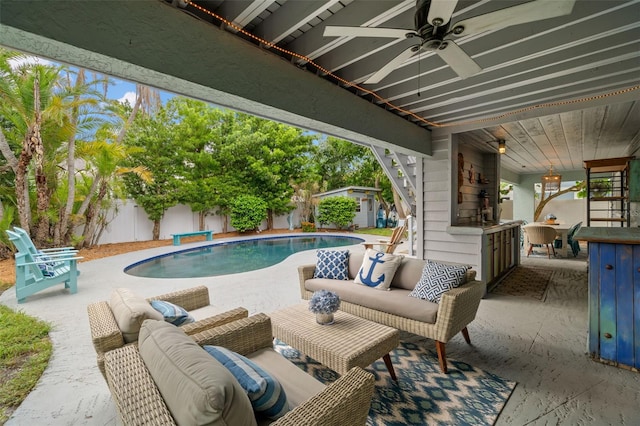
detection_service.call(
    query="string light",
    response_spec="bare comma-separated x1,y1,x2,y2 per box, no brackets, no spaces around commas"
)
182,1,639,130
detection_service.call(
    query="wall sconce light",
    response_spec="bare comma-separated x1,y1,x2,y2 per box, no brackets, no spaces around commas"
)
498,140,506,154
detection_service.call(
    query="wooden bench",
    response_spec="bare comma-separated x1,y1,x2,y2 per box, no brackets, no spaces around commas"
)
6,228,82,303
171,230,214,246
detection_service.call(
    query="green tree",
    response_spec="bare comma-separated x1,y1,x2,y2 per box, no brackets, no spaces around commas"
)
217,114,315,230
313,137,365,191
169,98,226,231
75,85,161,247
316,196,357,229
121,107,178,240
0,50,111,247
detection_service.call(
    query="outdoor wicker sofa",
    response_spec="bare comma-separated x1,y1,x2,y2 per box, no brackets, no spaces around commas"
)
104,314,375,426
299,251,486,373
87,285,248,377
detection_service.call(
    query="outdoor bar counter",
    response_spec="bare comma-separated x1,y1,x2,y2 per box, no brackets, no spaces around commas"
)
574,227,640,370
447,220,522,286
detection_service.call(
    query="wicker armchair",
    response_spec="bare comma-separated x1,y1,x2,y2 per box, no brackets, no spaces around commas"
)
87,285,248,378
104,314,375,426
523,225,557,258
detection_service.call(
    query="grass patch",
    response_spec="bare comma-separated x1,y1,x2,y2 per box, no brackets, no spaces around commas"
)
0,305,52,423
354,227,394,237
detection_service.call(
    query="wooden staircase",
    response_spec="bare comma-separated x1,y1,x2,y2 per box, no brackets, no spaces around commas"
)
369,145,416,213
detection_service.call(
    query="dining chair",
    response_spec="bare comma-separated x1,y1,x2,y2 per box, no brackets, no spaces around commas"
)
523,225,557,259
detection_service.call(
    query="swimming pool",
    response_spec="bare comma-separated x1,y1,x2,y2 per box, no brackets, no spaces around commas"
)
124,234,363,278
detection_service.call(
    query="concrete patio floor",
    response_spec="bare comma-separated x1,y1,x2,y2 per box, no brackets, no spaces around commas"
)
1,233,638,425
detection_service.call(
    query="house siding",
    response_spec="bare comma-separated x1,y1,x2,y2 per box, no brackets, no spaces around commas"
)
420,135,483,276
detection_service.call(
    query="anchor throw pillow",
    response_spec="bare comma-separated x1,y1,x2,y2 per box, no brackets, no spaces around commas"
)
409,260,470,303
354,249,402,290
313,249,350,280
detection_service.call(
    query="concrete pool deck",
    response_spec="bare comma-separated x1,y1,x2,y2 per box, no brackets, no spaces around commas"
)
0,232,371,425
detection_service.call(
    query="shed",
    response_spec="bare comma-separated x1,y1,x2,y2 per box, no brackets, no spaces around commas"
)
314,186,381,229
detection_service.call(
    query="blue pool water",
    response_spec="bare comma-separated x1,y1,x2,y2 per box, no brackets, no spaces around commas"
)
124,234,363,278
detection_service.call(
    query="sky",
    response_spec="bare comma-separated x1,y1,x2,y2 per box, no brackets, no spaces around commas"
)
108,79,175,106
8,53,175,105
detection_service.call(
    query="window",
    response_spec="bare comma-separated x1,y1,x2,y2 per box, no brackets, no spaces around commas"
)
355,197,361,212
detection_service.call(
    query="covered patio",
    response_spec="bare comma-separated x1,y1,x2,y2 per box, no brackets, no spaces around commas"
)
0,236,638,424
1,1,639,424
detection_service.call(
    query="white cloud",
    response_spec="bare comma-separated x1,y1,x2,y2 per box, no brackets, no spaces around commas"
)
8,55,53,69
118,91,137,107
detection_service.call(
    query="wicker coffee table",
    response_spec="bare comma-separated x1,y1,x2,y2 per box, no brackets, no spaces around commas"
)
270,303,400,380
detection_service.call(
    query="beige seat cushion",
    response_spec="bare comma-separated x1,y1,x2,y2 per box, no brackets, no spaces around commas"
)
305,278,439,323
247,347,326,409
109,288,163,343
138,319,256,426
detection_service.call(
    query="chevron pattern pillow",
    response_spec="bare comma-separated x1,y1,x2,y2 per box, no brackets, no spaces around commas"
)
409,260,470,303
313,249,350,280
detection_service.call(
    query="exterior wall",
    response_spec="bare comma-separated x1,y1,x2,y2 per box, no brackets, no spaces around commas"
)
93,200,301,244
421,135,482,275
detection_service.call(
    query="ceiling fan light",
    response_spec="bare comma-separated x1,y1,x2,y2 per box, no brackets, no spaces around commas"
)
498,140,506,154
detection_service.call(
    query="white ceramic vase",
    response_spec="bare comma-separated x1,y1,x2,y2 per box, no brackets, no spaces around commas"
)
315,312,335,325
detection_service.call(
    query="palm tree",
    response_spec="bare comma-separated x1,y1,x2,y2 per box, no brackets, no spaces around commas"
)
0,50,66,243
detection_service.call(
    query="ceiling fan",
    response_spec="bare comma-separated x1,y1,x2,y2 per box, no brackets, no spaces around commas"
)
323,0,576,84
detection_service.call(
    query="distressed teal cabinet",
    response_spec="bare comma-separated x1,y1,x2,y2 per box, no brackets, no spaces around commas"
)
575,228,640,370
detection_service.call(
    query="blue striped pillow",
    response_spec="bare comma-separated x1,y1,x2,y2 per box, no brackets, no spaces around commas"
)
203,345,289,419
150,300,195,326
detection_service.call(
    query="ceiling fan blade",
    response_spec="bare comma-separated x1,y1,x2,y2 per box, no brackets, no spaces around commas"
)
450,0,576,37
364,45,420,84
427,0,459,26
436,40,481,79
323,26,413,39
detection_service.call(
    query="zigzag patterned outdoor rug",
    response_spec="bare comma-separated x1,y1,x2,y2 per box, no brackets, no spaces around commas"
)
275,339,515,425
490,265,553,300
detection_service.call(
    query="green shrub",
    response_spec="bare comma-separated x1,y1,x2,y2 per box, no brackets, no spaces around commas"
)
316,196,357,230
230,195,267,232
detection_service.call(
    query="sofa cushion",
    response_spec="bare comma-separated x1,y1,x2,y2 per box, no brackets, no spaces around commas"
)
138,319,256,426
409,261,470,303
110,288,163,343
348,252,364,279
390,257,427,290
305,278,439,323
151,300,195,326
354,249,403,290
203,346,289,420
247,347,326,409
313,249,349,280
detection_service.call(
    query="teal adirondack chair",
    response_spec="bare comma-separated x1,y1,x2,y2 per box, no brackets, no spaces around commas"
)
6,228,82,303
554,222,582,257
